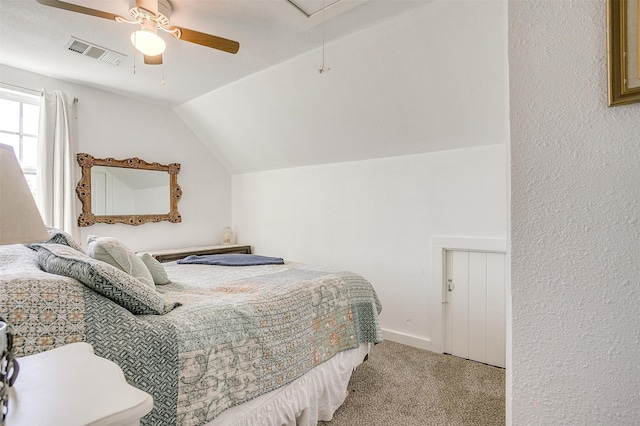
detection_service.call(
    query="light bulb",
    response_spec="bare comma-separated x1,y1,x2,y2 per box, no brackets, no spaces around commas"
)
131,30,166,56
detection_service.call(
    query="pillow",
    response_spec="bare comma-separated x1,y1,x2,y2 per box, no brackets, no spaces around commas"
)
44,227,86,254
87,236,154,288
34,243,179,315
137,252,171,285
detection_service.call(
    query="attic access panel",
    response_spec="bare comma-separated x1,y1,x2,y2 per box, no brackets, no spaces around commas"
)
284,0,369,27
287,0,340,16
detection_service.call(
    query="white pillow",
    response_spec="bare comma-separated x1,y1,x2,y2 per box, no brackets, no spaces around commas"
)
87,235,155,288
137,252,171,285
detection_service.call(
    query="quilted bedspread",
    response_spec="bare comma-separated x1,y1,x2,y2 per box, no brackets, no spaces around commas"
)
0,244,382,425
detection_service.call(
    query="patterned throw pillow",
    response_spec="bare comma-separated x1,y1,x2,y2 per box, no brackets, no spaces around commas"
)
34,243,179,315
137,252,171,285
44,227,86,254
86,236,154,288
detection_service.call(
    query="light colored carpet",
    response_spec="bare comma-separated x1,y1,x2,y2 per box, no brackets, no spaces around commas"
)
319,340,505,426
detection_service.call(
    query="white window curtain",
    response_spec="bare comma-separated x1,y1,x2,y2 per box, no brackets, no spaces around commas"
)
37,90,79,241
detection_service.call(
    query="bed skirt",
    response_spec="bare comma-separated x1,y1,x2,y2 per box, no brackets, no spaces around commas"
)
207,343,371,426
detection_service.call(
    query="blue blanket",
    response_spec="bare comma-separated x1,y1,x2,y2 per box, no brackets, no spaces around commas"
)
177,253,285,266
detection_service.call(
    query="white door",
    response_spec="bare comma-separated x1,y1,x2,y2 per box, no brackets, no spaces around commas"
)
444,250,506,368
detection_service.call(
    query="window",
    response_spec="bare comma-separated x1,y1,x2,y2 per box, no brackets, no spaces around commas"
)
0,89,41,198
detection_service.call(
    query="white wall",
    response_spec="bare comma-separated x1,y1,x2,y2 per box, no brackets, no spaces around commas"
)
0,64,232,252
134,186,168,214
176,0,506,174
223,0,508,350
509,0,640,424
233,144,507,346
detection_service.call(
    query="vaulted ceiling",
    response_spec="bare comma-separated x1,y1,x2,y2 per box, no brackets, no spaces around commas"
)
0,0,426,107
1,1,507,174
175,0,508,173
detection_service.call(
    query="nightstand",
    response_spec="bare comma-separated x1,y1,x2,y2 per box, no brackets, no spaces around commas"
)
144,244,252,263
7,342,153,426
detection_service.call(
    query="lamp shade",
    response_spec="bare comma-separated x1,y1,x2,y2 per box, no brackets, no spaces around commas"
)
0,144,49,245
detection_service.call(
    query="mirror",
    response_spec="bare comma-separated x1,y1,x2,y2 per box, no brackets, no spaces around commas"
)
91,167,169,215
76,153,182,226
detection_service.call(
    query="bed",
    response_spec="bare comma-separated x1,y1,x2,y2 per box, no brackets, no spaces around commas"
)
0,237,382,425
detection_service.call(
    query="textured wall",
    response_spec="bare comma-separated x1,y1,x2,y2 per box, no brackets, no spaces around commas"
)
509,0,640,423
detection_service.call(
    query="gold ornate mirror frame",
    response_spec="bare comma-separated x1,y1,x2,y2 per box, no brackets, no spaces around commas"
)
608,0,640,106
76,153,182,227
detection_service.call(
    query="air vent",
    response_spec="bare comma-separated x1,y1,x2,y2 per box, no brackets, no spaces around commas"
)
65,37,126,65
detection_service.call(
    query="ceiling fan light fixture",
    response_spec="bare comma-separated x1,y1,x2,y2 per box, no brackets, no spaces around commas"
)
36,0,240,59
131,29,166,56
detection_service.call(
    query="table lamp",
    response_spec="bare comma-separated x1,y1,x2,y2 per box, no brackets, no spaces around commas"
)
0,143,49,422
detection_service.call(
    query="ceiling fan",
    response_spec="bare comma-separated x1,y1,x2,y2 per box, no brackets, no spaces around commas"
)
35,0,240,65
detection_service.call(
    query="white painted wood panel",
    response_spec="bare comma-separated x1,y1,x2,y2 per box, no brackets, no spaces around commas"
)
446,251,471,359
444,250,506,368
468,252,488,363
486,252,506,367
444,250,453,354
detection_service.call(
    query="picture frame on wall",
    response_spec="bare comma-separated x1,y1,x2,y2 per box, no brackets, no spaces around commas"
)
608,0,640,106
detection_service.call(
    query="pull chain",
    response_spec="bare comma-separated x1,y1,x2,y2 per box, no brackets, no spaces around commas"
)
132,32,137,75
318,0,330,74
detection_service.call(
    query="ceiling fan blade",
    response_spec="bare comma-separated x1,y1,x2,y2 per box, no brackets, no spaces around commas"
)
35,0,120,21
144,54,163,65
170,26,239,54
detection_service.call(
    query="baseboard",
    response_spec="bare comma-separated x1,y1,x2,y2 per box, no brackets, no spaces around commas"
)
381,329,432,351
